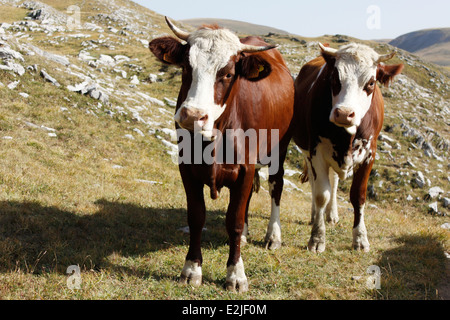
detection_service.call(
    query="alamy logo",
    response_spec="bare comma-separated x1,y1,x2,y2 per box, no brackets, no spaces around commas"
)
366,5,381,30
174,127,280,175
352,265,381,290
67,5,81,31
366,265,381,290
66,265,82,290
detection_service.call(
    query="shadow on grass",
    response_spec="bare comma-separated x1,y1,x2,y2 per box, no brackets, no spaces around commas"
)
0,199,228,277
375,234,447,300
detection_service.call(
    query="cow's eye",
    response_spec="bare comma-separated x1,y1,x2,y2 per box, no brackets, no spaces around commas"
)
225,73,233,79
364,78,376,95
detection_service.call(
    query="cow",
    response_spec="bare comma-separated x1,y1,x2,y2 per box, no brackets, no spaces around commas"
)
149,17,295,292
293,43,403,253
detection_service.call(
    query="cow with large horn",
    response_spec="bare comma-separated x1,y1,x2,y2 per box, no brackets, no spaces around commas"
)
149,17,295,292
293,43,403,253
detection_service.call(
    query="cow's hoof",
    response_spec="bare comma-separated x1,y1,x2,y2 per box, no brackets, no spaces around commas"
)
225,278,249,293
226,258,248,293
180,273,202,287
353,242,370,252
180,260,202,287
353,229,370,252
265,239,281,251
327,216,339,225
308,237,325,253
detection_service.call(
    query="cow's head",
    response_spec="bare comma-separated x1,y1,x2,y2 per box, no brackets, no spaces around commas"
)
320,43,403,135
150,17,276,140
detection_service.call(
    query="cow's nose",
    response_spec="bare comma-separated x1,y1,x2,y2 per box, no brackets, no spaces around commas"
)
178,107,208,130
333,107,355,126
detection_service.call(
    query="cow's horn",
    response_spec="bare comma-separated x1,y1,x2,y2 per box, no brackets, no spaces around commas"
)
240,43,278,53
165,16,190,41
377,51,396,63
319,43,338,56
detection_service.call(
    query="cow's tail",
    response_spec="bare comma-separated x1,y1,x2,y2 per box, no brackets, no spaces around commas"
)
299,160,309,184
253,169,261,193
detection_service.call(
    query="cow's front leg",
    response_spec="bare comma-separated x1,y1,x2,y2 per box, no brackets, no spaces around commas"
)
240,190,252,247
350,161,374,252
179,168,206,287
225,166,255,293
326,169,339,224
308,157,330,253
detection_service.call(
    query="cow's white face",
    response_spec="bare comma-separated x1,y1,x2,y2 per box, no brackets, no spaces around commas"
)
328,44,379,135
151,18,276,141
174,27,242,139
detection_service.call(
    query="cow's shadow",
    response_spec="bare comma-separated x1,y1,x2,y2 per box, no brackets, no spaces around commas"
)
0,200,228,279
374,234,448,300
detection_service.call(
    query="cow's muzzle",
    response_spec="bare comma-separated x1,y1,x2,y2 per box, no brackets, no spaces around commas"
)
175,106,216,141
330,107,358,135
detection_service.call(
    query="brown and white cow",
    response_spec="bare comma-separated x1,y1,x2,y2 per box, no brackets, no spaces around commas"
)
149,17,294,292
293,43,403,253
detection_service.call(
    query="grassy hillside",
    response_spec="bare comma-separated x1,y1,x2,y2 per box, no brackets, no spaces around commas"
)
0,0,449,300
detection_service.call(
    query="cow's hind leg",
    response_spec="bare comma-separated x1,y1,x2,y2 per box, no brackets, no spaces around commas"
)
264,145,288,251
225,166,255,293
308,157,330,253
179,174,206,287
265,171,284,250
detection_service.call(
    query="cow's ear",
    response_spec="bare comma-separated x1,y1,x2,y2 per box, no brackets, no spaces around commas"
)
149,36,185,66
376,63,404,87
239,55,272,81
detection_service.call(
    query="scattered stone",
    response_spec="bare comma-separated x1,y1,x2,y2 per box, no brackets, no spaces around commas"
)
0,44,24,62
444,198,450,208
67,80,109,104
148,73,158,83
429,202,439,214
7,80,20,90
97,54,115,67
133,128,145,137
114,55,130,63
136,92,164,106
26,44,70,66
19,92,29,98
164,97,177,107
411,171,426,188
40,69,60,87
6,61,25,76
441,223,450,230
135,179,162,185
426,187,444,200
130,75,139,85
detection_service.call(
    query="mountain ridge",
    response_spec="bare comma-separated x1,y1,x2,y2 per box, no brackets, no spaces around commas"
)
389,28,450,66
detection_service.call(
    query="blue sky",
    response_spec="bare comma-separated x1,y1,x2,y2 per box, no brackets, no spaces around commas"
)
134,0,449,40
